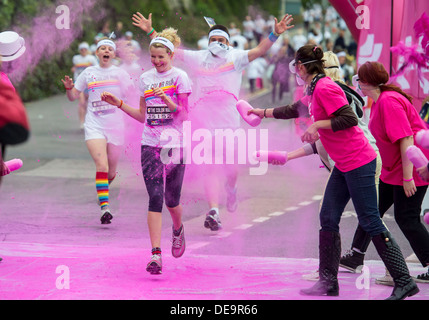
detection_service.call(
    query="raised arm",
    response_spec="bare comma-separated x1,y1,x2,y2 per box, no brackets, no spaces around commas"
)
132,12,157,39
248,14,294,63
101,91,146,123
61,75,81,101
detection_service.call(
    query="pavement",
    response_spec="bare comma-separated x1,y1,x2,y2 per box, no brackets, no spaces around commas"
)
0,87,428,307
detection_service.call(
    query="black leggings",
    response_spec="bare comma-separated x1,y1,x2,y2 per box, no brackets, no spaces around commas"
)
141,145,186,213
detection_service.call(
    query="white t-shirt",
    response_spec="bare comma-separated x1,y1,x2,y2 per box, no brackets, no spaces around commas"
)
139,67,192,147
179,48,250,131
74,65,133,130
247,57,268,79
72,54,98,80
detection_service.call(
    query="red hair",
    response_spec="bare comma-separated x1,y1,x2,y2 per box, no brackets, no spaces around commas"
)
357,61,413,103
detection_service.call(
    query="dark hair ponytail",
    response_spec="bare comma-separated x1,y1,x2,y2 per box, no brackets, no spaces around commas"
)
295,45,325,75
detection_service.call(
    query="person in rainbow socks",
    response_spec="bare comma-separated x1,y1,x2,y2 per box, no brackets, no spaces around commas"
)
62,37,133,224
131,11,294,231
100,28,191,275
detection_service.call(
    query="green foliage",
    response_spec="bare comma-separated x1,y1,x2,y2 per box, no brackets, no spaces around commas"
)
3,0,283,102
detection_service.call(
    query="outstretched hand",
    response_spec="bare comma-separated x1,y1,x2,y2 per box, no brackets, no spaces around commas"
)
61,75,74,89
247,108,265,119
274,14,294,34
101,91,121,107
0,161,10,176
132,12,152,33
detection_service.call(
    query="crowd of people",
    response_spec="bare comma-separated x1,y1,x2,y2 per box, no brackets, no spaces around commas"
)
0,5,428,300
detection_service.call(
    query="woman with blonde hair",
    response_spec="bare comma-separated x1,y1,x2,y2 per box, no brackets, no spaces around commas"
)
101,28,192,274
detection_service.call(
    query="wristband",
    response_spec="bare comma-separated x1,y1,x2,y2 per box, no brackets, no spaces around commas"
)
147,28,155,36
171,105,177,113
118,100,123,109
65,86,73,90
268,32,279,42
403,178,414,182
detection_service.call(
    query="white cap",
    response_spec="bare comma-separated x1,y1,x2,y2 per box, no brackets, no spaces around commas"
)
0,31,26,62
125,31,133,37
336,51,346,58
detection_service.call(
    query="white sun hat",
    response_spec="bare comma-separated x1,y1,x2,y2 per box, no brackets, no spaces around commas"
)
0,31,26,62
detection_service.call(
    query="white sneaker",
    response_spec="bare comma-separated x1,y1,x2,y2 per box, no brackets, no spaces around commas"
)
301,270,319,281
172,225,185,258
146,254,162,274
375,269,394,286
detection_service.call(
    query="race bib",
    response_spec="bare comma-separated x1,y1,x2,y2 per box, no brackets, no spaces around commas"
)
146,105,173,126
92,100,116,116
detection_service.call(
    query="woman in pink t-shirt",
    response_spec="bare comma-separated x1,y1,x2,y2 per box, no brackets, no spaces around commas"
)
346,61,429,284
250,45,418,300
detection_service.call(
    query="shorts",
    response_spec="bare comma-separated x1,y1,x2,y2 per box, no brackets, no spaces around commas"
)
84,123,124,146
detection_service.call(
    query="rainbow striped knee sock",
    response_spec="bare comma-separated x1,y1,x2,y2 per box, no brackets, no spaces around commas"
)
96,172,109,210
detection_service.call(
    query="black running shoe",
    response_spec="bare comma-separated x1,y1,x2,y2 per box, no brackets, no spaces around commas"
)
100,211,113,224
339,249,365,273
415,268,429,283
204,210,222,231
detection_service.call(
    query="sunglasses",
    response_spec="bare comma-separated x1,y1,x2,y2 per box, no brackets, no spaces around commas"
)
289,59,319,74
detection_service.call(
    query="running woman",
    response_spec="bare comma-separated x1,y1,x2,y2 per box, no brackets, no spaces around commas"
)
71,42,98,129
132,12,294,231
100,28,192,275
62,37,133,224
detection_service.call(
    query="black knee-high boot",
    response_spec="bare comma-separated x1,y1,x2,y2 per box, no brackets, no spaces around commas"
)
372,231,419,300
300,231,341,296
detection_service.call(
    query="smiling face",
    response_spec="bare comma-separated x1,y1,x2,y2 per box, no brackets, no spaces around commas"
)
96,45,115,67
150,46,173,73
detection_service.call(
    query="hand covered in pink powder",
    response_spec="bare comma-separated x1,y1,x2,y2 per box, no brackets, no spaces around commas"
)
247,108,265,119
417,165,429,182
100,91,121,107
0,160,10,176
153,87,167,100
274,14,294,35
132,12,153,34
301,123,319,144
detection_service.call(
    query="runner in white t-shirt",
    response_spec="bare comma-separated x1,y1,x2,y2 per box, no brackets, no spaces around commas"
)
62,37,133,225
100,28,191,275
132,12,294,231
71,42,98,129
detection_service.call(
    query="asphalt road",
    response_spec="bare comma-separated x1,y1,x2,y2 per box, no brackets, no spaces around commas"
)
0,86,428,301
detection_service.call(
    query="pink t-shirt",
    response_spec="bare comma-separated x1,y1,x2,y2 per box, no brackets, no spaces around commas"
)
310,77,376,172
0,72,15,91
368,90,429,186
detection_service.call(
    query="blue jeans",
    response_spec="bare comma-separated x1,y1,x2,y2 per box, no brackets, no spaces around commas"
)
320,159,386,236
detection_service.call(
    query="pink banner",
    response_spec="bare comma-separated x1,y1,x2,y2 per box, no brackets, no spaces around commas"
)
353,0,429,110
329,0,362,42
390,1,429,106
